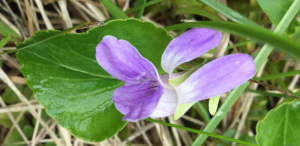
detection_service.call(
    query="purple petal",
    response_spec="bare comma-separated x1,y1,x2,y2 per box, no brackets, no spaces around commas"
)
96,36,159,83
161,28,222,74
150,75,178,117
96,36,164,121
114,82,164,122
174,53,256,104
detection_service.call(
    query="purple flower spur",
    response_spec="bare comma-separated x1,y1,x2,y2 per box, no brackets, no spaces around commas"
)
96,28,256,122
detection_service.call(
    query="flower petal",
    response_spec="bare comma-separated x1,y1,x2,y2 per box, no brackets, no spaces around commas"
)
114,83,164,122
174,53,256,104
96,36,164,121
150,75,178,117
96,36,159,83
161,28,222,74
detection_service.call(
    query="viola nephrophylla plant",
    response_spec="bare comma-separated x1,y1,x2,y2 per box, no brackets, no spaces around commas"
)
96,28,256,122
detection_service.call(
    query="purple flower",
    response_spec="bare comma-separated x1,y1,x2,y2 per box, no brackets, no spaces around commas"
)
96,28,256,122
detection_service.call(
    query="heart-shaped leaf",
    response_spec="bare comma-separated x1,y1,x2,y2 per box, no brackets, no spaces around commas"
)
256,100,300,146
16,19,173,141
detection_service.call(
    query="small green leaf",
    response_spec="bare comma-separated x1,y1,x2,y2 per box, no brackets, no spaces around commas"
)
4,129,25,146
0,34,11,48
174,102,195,120
16,19,173,142
0,113,25,128
169,65,201,86
209,95,220,116
0,20,21,42
256,100,300,146
2,85,32,104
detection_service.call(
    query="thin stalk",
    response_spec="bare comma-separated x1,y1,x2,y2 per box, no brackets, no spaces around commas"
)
192,0,300,145
100,0,128,19
195,102,210,123
134,0,147,19
145,118,258,146
125,0,164,14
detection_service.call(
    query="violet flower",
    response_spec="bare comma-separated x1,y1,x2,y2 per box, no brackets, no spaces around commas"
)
96,28,256,122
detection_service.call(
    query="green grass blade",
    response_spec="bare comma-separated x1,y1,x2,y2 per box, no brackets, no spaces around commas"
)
0,20,21,42
174,7,224,21
254,70,300,81
226,40,254,49
199,0,260,27
145,118,258,146
100,0,128,19
246,89,290,98
134,0,147,19
0,35,10,48
195,102,211,123
124,0,165,14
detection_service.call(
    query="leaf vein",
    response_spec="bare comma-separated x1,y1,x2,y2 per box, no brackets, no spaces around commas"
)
24,49,113,78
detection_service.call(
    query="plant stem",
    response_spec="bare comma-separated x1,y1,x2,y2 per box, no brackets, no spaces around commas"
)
100,0,128,19
134,0,147,19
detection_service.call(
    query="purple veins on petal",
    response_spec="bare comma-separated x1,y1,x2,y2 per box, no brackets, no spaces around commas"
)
113,81,164,122
96,36,164,121
161,28,222,74
150,74,178,117
174,53,256,104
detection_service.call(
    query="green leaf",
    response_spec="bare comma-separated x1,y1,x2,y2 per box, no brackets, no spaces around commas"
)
16,19,173,142
22,125,34,138
0,34,11,48
256,100,300,146
3,125,34,146
208,95,220,116
2,85,32,104
0,112,25,128
4,130,25,146
174,102,195,120
0,20,21,42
